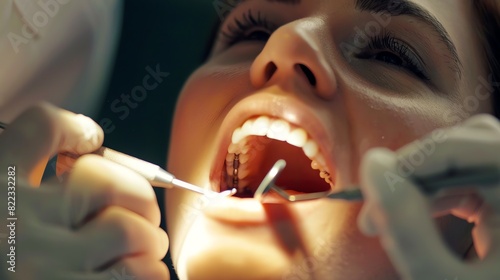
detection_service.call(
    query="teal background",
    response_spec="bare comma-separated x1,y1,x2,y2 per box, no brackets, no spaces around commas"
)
96,1,226,278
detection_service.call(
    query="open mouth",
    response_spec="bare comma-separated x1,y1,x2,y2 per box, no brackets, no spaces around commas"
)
219,116,334,199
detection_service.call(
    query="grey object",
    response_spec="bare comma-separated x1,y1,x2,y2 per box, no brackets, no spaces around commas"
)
254,160,500,202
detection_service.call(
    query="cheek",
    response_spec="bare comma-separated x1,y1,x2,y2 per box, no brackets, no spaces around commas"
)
168,70,220,178
174,64,253,129
168,64,253,173
344,89,455,159
175,72,228,131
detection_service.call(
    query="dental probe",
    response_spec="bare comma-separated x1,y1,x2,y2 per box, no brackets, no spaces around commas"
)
59,147,236,198
0,121,234,197
255,160,500,202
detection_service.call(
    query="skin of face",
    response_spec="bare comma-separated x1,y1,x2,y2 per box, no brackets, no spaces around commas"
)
166,0,492,279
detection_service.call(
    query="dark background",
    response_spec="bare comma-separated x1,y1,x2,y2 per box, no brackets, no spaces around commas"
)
96,1,224,278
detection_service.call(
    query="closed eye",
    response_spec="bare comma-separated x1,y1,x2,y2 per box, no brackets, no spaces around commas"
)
220,9,275,46
356,34,430,81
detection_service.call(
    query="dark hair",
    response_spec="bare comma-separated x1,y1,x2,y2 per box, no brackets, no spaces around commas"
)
474,0,500,117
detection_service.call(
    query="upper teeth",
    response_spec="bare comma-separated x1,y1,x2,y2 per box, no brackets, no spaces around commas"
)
226,116,332,191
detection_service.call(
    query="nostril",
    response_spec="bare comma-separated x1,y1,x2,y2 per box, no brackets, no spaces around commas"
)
264,62,278,82
298,64,317,87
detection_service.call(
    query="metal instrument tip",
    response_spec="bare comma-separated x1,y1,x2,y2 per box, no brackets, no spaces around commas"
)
254,159,287,202
219,188,237,197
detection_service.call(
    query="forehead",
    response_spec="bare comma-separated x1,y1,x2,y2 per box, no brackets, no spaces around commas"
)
402,0,484,78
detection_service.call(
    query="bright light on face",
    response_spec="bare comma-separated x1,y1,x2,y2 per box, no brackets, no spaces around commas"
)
166,0,492,279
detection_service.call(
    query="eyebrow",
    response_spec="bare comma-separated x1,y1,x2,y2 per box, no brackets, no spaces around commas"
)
356,0,463,77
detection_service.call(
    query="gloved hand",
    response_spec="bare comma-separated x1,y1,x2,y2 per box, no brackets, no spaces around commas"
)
358,114,500,280
0,103,169,280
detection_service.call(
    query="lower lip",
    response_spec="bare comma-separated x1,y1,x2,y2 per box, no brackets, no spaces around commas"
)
203,197,269,225
202,193,327,225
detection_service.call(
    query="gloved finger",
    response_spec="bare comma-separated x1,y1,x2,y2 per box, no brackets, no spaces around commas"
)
8,216,148,280
61,155,161,227
14,220,84,272
47,259,170,280
480,185,500,213
396,114,500,178
472,186,500,261
78,206,169,271
469,203,500,280
17,182,66,224
0,103,103,183
430,192,483,220
359,148,460,278
462,114,500,132
472,207,500,261
96,256,170,280
358,200,377,235
426,173,500,262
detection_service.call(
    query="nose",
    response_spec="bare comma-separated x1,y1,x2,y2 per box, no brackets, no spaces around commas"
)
250,18,337,100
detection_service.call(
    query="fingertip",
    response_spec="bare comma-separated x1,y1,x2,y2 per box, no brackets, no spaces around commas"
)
157,227,170,259
60,112,104,154
360,147,399,203
361,148,396,178
0,102,104,177
17,103,104,155
357,204,378,236
463,114,500,132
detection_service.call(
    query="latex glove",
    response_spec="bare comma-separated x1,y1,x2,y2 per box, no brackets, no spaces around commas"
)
0,103,169,280
358,114,500,280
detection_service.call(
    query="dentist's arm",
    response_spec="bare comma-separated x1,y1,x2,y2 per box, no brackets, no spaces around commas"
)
358,114,500,280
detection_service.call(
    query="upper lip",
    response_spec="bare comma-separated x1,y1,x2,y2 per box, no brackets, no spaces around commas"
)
209,90,337,194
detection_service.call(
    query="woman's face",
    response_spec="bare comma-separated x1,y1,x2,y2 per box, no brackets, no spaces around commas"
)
167,0,492,279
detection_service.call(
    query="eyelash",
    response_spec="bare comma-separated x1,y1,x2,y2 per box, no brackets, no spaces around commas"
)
357,34,430,81
220,10,429,81
220,10,275,46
